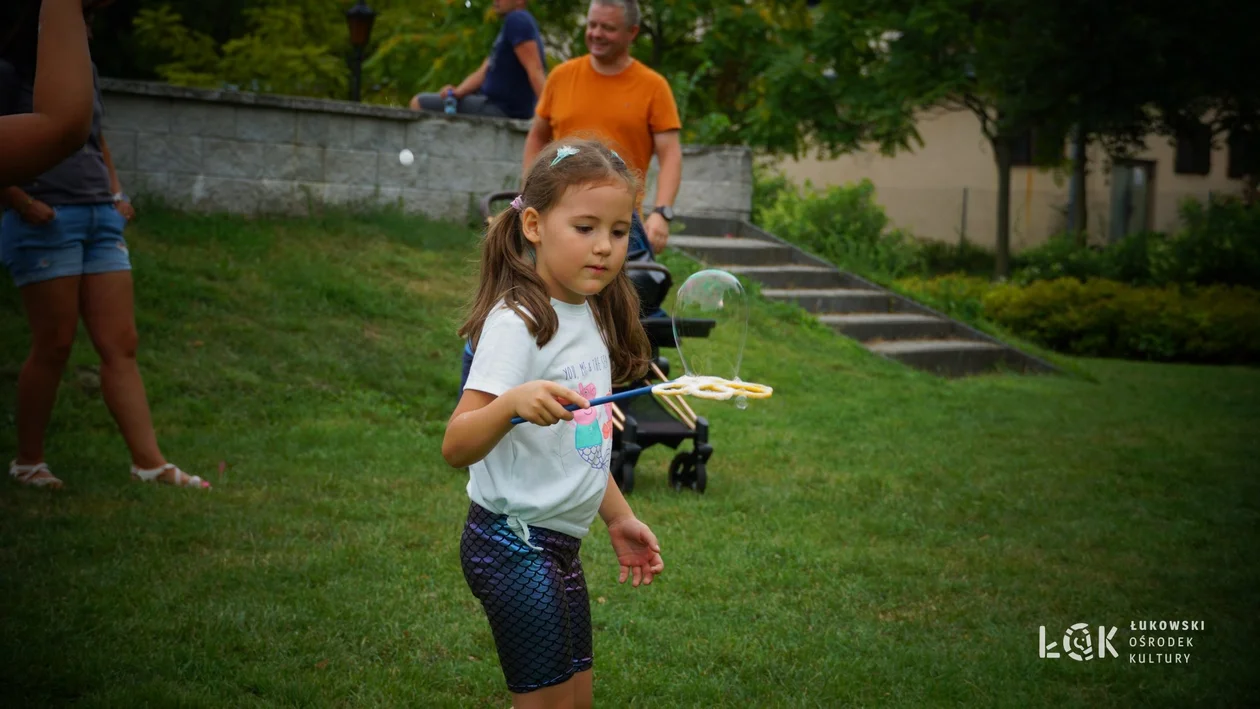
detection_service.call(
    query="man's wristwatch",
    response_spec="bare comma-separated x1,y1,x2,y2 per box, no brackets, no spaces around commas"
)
112,192,128,203
652,204,674,222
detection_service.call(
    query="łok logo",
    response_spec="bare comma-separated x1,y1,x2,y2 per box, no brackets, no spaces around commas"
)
1040,623,1118,661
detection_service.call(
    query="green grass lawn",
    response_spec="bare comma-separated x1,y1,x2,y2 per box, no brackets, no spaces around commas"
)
2,206,1258,708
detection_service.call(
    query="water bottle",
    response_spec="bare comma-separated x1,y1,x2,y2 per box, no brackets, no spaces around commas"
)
443,90,457,115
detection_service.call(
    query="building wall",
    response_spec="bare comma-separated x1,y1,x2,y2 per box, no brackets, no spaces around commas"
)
99,79,753,222
778,109,1246,252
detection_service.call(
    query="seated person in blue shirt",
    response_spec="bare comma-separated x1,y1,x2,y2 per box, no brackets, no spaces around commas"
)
410,0,546,120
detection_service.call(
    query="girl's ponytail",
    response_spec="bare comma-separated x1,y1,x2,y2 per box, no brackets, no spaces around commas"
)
459,202,557,350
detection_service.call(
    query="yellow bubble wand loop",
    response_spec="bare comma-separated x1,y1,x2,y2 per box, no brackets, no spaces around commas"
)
651,376,774,401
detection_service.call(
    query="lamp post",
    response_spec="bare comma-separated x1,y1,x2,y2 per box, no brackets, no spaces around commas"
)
345,0,377,102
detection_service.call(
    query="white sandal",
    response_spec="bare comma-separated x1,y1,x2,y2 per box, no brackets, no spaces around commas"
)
9,460,64,489
130,463,210,489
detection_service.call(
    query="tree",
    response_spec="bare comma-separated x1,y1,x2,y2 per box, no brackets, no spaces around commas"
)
805,0,1260,278
800,0,1066,278
633,2,820,151
128,0,469,103
132,2,351,97
93,1,851,155
1015,0,1259,244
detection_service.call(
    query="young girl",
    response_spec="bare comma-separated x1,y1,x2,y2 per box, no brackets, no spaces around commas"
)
442,139,664,708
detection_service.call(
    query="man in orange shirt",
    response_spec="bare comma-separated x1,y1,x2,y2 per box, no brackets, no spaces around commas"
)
523,0,682,256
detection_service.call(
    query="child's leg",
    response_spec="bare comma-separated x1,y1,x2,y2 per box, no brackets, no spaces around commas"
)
511,676,578,709
570,669,593,709
563,553,594,709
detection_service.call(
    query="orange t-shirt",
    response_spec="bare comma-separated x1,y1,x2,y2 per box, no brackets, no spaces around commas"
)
535,57,681,180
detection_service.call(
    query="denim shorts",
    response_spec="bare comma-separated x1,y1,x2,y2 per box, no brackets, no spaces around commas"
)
0,203,131,288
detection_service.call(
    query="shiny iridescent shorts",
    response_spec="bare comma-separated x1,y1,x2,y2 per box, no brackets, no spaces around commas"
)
460,502,593,694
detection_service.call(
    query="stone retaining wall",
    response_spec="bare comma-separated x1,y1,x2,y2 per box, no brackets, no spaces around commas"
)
99,79,753,222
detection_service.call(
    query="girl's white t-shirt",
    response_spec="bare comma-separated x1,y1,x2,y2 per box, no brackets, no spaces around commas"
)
463,298,615,547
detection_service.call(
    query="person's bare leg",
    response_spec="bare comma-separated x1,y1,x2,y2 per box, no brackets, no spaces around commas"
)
511,675,577,709
78,271,166,471
571,669,593,709
15,275,81,467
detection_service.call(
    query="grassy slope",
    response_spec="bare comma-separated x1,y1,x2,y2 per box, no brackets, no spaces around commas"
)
1,207,1257,708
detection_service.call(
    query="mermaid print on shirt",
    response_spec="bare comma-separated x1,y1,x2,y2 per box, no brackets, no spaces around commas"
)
571,382,613,469
555,353,613,473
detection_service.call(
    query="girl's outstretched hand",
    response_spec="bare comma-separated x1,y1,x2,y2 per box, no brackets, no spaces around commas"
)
607,517,664,587
506,380,589,426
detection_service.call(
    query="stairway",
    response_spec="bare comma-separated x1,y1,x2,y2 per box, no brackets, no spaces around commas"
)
667,216,1057,378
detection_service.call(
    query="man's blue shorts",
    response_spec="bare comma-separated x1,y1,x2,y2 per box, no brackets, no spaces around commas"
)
0,203,131,287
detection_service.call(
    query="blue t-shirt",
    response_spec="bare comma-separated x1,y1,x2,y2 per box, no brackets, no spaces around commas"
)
480,10,545,120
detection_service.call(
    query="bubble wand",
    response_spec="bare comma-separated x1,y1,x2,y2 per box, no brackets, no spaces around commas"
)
510,269,773,425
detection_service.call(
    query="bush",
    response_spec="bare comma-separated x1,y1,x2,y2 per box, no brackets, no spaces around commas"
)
1011,234,1113,283
986,279,1260,363
918,239,997,277
758,178,925,280
751,161,795,226
1170,196,1260,286
894,274,990,322
894,275,1260,364
1013,196,1260,288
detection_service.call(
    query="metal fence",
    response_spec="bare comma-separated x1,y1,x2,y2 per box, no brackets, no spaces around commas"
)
869,185,1221,252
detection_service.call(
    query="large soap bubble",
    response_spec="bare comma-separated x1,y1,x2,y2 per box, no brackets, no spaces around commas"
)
670,269,751,408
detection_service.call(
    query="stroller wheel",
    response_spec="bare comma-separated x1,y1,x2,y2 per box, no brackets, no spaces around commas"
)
668,452,692,492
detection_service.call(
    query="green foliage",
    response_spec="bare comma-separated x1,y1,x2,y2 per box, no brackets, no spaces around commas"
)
134,2,352,97
128,5,221,87
1011,234,1119,284
896,273,991,322
749,160,796,226
1013,196,1260,288
759,178,926,280
129,0,490,104
917,239,998,277
798,0,1258,280
1172,195,1260,286
108,0,886,156
986,279,1260,363
751,169,1002,282
897,274,1260,363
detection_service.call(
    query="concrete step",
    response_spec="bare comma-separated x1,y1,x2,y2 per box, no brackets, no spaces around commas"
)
760,287,913,315
723,265,847,289
866,339,1029,377
818,313,956,341
670,235,799,266
666,216,1059,379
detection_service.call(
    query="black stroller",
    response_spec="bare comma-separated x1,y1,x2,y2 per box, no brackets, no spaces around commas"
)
475,191,716,493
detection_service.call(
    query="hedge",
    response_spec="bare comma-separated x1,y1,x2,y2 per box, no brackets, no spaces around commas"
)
895,275,1260,364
